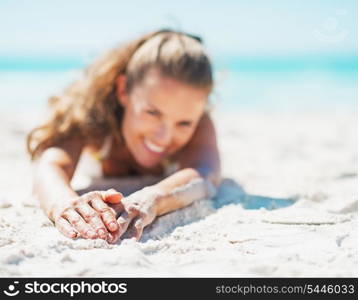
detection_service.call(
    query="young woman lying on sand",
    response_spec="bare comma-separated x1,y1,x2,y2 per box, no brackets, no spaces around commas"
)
27,29,221,244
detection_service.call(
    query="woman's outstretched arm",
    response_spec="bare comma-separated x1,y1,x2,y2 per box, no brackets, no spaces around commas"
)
112,114,221,240
32,138,122,242
154,113,221,215
33,138,83,221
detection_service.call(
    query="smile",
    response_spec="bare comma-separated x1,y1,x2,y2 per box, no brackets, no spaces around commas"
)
144,139,165,154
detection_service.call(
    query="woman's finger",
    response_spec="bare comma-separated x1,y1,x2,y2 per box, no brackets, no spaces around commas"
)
128,217,144,241
106,227,121,244
107,202,124,218
75,203,109,240
55,217,79,239
101,189,123,204
117,211,134,239
90,198,119,232
62,208,98,239
107,214,142,244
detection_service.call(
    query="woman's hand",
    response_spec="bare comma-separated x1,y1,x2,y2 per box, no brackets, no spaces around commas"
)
52,189,123,243
109,187,160,242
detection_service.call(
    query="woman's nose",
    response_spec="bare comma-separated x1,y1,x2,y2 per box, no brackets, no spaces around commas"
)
154,123,172,147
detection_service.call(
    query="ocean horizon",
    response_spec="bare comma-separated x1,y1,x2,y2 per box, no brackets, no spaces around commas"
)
1,54,358,113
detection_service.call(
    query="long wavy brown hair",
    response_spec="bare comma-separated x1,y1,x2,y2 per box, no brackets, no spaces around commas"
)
27,29,213,160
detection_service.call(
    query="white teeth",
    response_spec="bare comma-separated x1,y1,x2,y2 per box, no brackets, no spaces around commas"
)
144,139,165,153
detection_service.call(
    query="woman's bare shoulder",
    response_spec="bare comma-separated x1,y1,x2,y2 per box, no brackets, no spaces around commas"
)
172,112,220,183
189,112,217,146
38,135,87,165
175,112,218,161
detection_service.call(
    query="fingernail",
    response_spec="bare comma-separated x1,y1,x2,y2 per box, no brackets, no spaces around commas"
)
87,230,97,238
97,229,107,239
109,221,118,231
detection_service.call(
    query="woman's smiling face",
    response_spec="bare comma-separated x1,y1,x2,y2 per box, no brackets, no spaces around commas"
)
117,68,209,168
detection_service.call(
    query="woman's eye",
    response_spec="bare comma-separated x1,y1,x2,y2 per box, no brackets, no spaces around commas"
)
178,121,192,127
146,110,160,116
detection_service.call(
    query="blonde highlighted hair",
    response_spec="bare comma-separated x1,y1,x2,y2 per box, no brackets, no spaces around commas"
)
27,29,213,160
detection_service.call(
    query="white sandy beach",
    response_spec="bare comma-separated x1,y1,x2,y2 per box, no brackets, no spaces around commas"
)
1,110,358,277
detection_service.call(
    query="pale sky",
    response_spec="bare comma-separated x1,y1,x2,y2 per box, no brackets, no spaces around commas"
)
0,0,357,57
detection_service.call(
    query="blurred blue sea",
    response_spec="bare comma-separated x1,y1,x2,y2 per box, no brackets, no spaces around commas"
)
1,0,357,113
1,54,358,112
214,55,358,111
